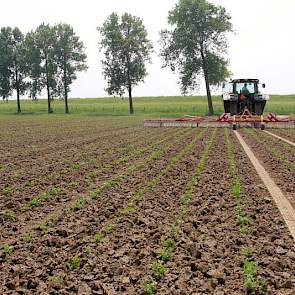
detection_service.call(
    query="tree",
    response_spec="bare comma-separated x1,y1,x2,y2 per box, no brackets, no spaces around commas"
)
54,23,88,113
34,24,58,113
11,27,29,113
0,27,28,112
98,13,153,114
160,0,232,115
0,28,13,102
24,31,43,100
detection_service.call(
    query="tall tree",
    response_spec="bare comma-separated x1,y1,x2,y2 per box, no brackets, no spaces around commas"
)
0,28,13,102
160,0,232,115
98,13,153,114
11,27,29,113
54,23,88,113
34,24,58,113
24,31,43,100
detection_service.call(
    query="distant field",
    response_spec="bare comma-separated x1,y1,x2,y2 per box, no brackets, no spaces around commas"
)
0,95,294,117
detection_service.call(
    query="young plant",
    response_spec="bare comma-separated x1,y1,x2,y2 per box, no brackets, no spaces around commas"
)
48,275,64,287
22,233,33,243
243,260,258,293
1,209,15,219
105,224,114,234
30,198,41,207
143,281,156,295
71,197,87,211
38,223,47,231
241,247,253,258
94,232,103,242
152,260,166,279
3,186,13,195
69,256,80,271
3,244,14,255
158,248,171,262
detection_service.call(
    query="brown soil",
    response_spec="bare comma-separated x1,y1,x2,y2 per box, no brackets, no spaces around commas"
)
0,120,294,295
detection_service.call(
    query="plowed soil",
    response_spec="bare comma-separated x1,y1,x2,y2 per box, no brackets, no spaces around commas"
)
0,117,294,295
239,129,295,210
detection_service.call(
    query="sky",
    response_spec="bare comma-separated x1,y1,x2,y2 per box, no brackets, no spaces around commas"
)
0,0,295,97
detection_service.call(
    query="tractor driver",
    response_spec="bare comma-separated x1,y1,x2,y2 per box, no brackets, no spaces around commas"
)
240,83,250,110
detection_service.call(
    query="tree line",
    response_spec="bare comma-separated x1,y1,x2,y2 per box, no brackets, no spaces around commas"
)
0,24,88,113
0,0,232,115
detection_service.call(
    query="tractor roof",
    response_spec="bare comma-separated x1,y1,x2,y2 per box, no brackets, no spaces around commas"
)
231,79,259,83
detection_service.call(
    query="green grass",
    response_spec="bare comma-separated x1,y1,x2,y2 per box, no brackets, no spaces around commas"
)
0,95,293,117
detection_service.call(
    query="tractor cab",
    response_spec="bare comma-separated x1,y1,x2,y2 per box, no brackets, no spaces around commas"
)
222,79,269,115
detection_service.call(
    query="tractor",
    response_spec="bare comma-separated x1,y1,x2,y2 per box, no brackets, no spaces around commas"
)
222,79,269,116
220,78,270,130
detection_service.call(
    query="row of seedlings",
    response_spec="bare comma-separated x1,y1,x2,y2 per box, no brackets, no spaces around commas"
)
1,128,193,257
142,129,217,294
224,129,266,293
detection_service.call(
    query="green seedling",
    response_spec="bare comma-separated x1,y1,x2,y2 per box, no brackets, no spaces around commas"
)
143,281,156,295
69,256,80,271
240,225,250,234
73,163,81,170
22,233,33,243
50,187,61,196
3,244,14,255
69,181,78,189
38,223,47,231
152,260,166,279
237,215,249,227
20,203,30,211
71,197,87,211
241,247,253,258
48,275,64,286
94,232,103,242
84,246,92,254
1,209,15,219
158,248,171,262
87,171,98,179
3,186,13,195
89,190,98,199
243,260,258,293
40,192,51,201
122,205,136,215
232,182,241,199
105,225,114,234
163,238,173,249
30,198,41,207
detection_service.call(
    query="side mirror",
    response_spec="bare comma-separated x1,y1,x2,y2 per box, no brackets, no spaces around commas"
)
262,83,266,88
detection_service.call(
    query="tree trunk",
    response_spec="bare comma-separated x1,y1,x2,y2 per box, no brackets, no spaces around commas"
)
15,69,21,113
128,84,134,114
63,62,69,114
46,84,51,113
200,49,214,116
45,59,52,114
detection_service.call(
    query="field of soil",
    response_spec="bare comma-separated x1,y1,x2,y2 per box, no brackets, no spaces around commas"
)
0,117,294,295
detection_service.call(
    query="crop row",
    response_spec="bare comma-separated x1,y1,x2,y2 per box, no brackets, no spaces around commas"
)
1,128,192,246
143,129,217,294
77,129,208,250
1,128,178,216
224,129,265,293
242,129,294,170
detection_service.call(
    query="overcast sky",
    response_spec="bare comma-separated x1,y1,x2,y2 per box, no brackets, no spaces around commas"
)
1,0,295,97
